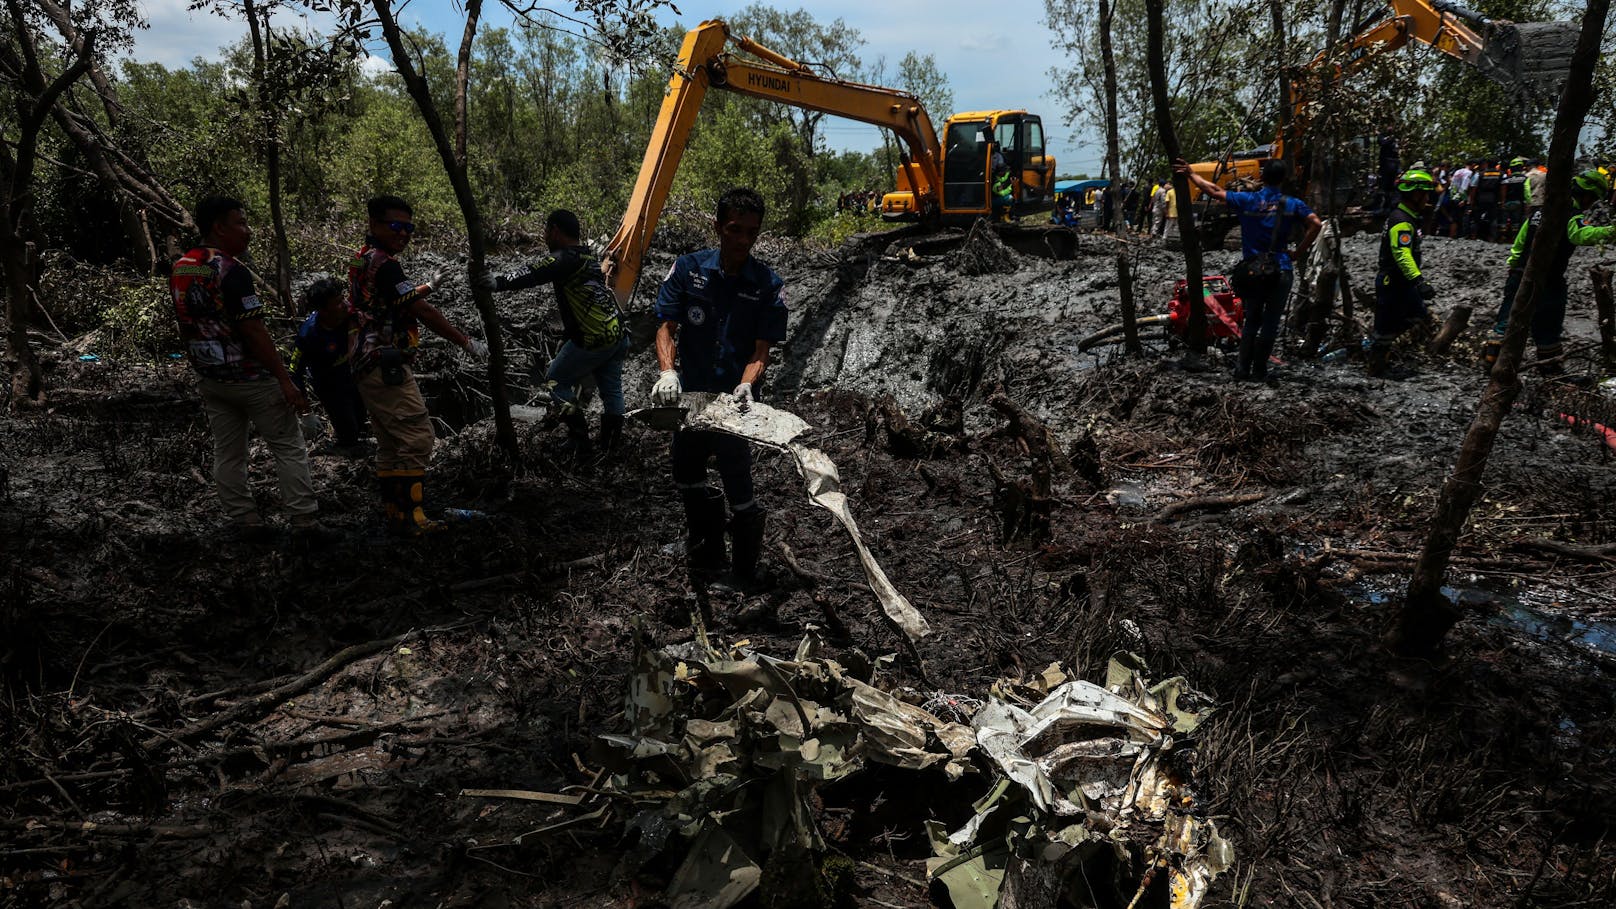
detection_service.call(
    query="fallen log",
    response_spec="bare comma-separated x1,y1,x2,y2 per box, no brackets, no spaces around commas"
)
145,629,423,750
1152,492,1266,523
0,817,210,838
1512,538,1616,563
1428,304,1473,355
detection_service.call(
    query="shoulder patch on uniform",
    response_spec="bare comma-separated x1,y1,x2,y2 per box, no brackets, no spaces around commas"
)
395,280,415,296
1397,232,1413,246
241,294,262,311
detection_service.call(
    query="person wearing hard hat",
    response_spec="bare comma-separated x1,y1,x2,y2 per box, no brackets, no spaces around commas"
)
1368,168,1439,379
1482,169,1616,375
1500,156,1530,239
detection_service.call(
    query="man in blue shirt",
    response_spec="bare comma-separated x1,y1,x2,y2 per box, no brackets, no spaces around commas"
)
650,187,789,587
1175,158,1322,381
290,277,367,455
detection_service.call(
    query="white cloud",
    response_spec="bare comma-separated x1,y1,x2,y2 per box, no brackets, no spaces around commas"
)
123,0,245,67
123,0,342,68
361,54,393,77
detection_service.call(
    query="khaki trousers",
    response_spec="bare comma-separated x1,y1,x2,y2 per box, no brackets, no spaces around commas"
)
356,368,435,472
198,377,318,522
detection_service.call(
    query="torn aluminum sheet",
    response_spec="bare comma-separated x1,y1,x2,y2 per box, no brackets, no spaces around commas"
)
933,655,1231,909
605,633,972,909
631,393,931,642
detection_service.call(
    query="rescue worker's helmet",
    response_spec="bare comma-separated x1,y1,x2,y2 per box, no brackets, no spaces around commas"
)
1510,156,1527,168
1396,168,1439,194
1572,168,1611,198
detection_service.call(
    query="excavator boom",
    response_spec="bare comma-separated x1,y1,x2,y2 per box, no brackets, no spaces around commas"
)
604,19,946,303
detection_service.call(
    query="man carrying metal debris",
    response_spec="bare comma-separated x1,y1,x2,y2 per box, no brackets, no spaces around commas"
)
1175,157,1321,382
348,195,489,536
649,187,788,589
1369,168,1439,379
474,209,629,459
1482,169,1616,375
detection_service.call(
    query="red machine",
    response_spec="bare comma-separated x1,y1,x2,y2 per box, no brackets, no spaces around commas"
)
1075,274,1250,352
1168,275,1244,340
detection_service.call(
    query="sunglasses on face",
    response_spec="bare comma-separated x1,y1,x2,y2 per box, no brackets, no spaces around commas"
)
386,220,416,234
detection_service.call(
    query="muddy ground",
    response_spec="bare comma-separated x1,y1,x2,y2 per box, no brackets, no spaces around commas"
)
3,223,1615,907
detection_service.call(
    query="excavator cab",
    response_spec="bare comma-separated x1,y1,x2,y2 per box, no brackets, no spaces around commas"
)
884,111,1056,223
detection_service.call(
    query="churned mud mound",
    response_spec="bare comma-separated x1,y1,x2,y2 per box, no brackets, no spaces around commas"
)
2,228,1614,906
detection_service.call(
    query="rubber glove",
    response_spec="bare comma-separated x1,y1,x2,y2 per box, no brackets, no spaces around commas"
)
471,267,499,292
651,369,682,406
732,382,753,409
1417,278,1436,300
464,338,490,360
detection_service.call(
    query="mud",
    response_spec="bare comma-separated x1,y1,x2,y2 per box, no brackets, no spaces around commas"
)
3,225,1615,907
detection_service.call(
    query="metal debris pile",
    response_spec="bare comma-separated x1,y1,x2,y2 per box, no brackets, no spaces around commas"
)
602,630,1231,908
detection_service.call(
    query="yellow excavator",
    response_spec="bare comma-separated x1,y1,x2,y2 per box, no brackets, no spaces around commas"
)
1186,0,1576,218
603,19,1058,302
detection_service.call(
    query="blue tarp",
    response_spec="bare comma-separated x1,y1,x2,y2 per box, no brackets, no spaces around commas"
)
1054,179,1109,194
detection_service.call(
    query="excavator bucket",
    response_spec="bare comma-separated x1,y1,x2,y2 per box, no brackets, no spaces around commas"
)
1477,21,1579,98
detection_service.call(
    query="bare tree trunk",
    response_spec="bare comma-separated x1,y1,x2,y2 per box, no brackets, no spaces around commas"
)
35,0,156,271
1144,0,1206,355
1309,0,1350,212
1391,0,1610,657
454,0,483,169
1099,0,1139,356
0,1,93,405
373,0,518,460
1270,0,1289,146
1591,265,1616,371
243,0,293,311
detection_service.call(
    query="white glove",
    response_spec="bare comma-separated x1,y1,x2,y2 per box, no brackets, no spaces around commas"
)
731,382,753,408
651,369,682,406
471,267,498,292
299,412,323,439
464,338,489,360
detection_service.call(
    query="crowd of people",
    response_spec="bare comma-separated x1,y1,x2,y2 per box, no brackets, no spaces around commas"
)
834,189,883,216
1169,151,1616,382
172,187,787,596
172,142,1613,571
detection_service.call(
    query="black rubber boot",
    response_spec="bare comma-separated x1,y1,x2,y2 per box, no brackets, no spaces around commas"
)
1534,342,1564,376
1480,337,1502,372
728,506,768,585
598,414,625,453
680,487,728,577
394,470,446,536
378,471,403,533
1251,335,1277,382
562,409,594,461
1232,333,1256,380
1366,342,1391,378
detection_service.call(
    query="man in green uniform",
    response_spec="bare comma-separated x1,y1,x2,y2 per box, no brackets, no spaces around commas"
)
1369,169,1438,379
1482,169,1616,374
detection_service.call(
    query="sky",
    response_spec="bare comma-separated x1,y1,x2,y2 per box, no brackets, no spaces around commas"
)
128,0,1109,176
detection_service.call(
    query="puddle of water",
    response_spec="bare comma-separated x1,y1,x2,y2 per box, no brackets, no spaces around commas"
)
1336,576,1616,658
1491,601,1616,658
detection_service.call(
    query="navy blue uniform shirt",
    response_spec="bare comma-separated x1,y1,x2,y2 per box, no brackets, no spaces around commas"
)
1224,187,1313,272
653,249,788,393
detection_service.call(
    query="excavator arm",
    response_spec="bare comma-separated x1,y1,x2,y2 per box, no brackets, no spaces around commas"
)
1279,0,1574,158
604,19,945,303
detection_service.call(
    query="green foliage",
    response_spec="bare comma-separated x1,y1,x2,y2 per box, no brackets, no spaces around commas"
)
802,208,892,248
328,88,461,228
672,104,794,222
101,277,179,356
